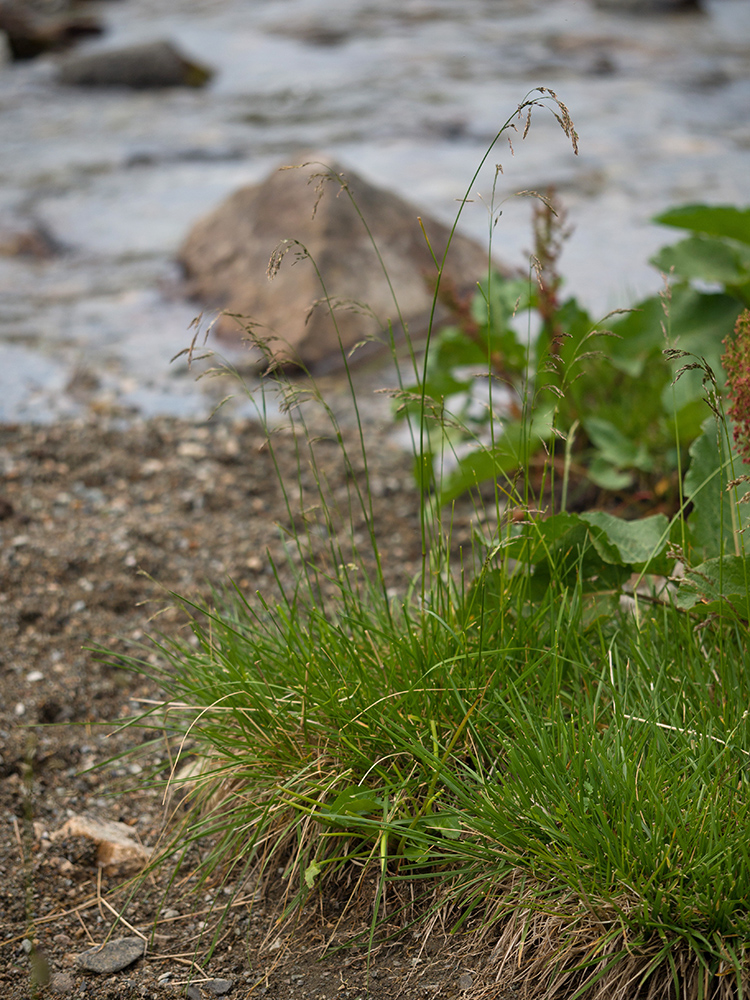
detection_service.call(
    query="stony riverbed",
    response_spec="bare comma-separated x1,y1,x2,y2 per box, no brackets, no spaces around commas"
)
1,0,749,423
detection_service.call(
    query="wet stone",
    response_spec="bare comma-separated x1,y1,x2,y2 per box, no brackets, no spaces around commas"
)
76,936,145,973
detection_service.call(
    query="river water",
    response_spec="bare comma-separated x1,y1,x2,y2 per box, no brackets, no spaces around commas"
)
1,0,748,422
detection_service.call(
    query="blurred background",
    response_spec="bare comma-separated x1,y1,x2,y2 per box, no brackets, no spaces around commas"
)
1,0,748,422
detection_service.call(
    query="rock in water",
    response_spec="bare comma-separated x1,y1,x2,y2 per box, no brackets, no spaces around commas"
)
0,0,102,60
57,40,213,88
179,155,497,372
0,212,61,258
592,0,701,11
76,937,145,974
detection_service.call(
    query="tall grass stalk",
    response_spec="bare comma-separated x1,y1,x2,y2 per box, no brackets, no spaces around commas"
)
110,91,750,998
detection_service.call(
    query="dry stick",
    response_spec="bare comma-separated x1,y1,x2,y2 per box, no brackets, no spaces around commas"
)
11,816,25,864
0,864,259,955
96,866,105,923
32,895,100,926
620,713,750,755
99,897,148,942
609,650,750,755
150,954,211,976
239,934,294,994
4,880,188,947
76,908,97,946
153,892,260,927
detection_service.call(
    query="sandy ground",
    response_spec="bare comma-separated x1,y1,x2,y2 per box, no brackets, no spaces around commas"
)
0,406,503,999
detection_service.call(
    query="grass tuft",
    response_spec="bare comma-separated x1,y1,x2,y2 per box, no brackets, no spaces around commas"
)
107,90,750,997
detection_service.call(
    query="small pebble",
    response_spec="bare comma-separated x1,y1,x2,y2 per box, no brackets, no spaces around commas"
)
177,441,207,459
50,971,75,994
459,972,474,991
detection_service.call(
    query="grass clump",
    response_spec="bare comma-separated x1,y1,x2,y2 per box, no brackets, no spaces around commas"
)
113,90,750,998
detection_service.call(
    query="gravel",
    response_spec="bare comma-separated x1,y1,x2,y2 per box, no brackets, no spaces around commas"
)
0,409,481,999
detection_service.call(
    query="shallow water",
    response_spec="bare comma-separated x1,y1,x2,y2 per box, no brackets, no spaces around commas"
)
1,0,749,422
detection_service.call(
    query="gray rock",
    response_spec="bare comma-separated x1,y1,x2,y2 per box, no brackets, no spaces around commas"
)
207,980,234,995
0,213,62,259
76,936,145,973
0,0,101,61
49,971,76,995
58,40,213,89
591,0,701,11
179,153,500,373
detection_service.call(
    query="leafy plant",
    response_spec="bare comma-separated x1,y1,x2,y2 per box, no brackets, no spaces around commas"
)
106,97,750,999
403,199,750,508
652,203,750,307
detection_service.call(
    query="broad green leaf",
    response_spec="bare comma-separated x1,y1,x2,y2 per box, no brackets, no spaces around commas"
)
425,810,463,840
471,274,532,374
650,236,750,289
607,285,738,420
436,407,554,506
606,297,668,377
609,286,736,367
661,292,744,412
672,397,711,445
684,418,725,560
433,325,487,369
580,510,670,570
584,417,653,472
587,457,633,491
675,555,750,622
304,860,322,888
502,510,672,598
437,438,532,507
324,785,381,819
683,416,750,562
653,204,750,247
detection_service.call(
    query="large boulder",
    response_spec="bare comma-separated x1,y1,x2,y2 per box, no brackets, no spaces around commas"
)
179,155,498,372
0,213,60,258
0,0,101,60
58,39,213,88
